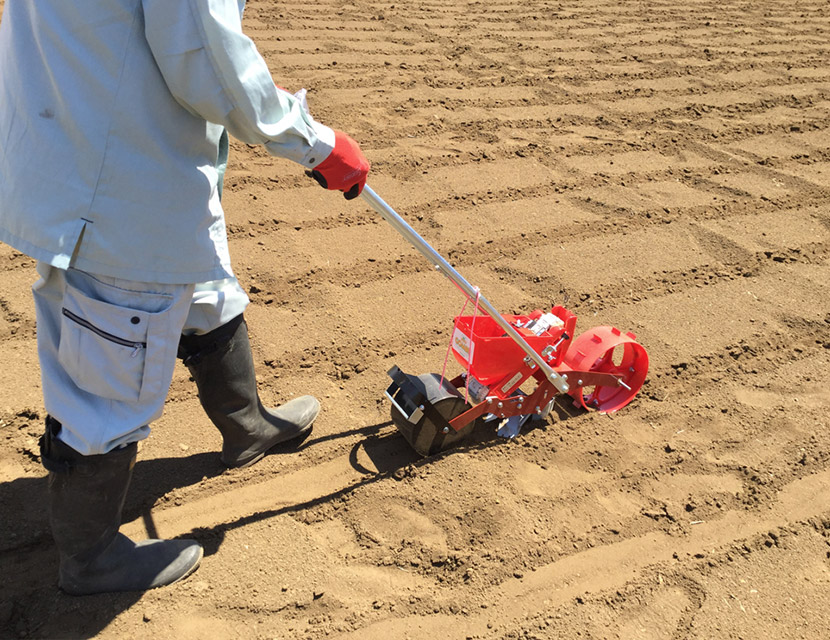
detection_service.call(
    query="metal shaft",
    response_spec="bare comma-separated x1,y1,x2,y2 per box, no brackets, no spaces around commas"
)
360,185,570,394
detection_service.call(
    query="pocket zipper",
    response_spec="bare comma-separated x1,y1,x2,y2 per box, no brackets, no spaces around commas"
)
62,308,146,357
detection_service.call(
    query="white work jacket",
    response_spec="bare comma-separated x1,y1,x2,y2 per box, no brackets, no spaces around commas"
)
0,0,335,284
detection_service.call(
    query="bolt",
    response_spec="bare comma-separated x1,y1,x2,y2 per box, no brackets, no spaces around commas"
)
418,405,425,411
577,379,583,386
561,374,568,380
629,367,635,372
497,402,503,409
442,426,450,433
517,403,523,410
535,406,541,413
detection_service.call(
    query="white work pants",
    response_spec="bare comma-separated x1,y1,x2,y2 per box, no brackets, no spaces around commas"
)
33,263,249,455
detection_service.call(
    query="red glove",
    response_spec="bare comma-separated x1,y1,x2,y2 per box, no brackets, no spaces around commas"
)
308,130,370,200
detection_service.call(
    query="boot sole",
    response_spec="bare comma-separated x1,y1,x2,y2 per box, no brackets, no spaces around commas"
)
169,545,204,586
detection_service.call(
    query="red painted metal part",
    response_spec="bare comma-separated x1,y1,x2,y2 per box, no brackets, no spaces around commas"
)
450,306,577,400
445,369,621,432
441,308,650,432
562,326,649,413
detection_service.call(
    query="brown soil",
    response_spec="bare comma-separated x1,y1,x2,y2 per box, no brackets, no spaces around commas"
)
2,0,830,638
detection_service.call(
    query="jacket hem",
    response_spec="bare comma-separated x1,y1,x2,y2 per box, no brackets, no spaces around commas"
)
0,228,232,285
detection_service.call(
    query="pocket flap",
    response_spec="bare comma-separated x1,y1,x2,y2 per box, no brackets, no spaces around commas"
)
62,285,153,345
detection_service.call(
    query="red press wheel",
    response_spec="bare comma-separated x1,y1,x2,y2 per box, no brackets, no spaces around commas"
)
563,326,649,413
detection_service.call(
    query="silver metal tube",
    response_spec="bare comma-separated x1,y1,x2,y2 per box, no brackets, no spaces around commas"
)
361,185,570,394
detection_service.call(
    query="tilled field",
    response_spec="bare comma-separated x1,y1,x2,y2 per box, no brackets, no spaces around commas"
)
1,0,829,638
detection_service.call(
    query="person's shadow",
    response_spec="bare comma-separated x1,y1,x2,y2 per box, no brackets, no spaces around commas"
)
0,448,226,639
0,418,420,638
0,400,582,638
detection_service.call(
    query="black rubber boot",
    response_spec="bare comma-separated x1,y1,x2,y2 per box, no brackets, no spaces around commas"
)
178,315,318,468
41,418,203,596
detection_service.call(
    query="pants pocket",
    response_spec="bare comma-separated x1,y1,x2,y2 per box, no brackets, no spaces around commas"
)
57,279,174,403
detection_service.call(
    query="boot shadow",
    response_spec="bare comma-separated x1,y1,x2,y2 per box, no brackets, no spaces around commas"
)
124,451,227,522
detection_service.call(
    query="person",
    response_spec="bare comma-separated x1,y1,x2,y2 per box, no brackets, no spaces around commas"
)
0,0,369,596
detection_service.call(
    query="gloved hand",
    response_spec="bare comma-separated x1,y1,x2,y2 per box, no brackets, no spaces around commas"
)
307,130,370,200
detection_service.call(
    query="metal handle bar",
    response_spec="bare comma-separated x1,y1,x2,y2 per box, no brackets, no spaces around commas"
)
360,185,570,395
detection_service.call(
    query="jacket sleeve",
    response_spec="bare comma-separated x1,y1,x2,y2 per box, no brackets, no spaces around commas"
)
142,0,334,167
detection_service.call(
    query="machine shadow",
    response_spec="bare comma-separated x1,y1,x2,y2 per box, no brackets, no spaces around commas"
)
184,396,590,555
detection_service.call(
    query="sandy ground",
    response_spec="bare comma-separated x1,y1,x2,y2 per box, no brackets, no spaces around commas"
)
2,0,830,638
